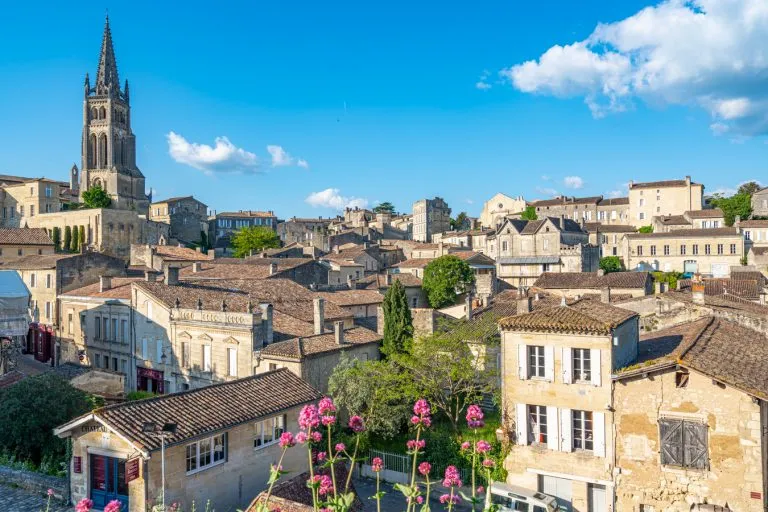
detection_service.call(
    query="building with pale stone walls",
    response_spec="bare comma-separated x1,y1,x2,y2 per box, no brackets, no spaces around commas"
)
628,176,704,226
0,227,54,263
583,223,636,261
412,197,451,242
530,195,604,224
624,227,744,276
752,187,768,218
652,208,725,233
54,369,320,512
210,210,278,251
533,271,653,299
149,196,209,245
596,197,630,224
741,219,768,247
0,177,72,227
479,193,527,229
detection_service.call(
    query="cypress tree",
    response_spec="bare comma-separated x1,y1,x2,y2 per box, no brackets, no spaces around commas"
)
70,226,79,253
63,226,72,253
79,226,86,250
382,278,414,356
51,227,61,252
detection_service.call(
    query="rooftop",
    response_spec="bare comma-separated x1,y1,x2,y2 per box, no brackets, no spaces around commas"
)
392,258,434,269
260,327,382,360
583,223,637,234
740,219,768,228
217,210,276,218
530,196,603,207
597,197,629,206
0,228,54,246
685,209,724,219
499,298,638,335
533,271,651,290
151,195,196,205
625,227,740,239
152,245,212,262
60,277,143,300
0,253,79,270
629,179,698,189
316,289,384,307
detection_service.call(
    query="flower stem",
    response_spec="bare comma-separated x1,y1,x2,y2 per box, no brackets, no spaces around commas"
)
471,428,477,512
344,433,360,493
447,487,455,512
327,425,337,498
407,426,422,512
375,472,381,512
261,448,287,510
307,430,318,512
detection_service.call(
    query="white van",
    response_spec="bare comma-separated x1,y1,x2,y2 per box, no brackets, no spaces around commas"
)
487,482,560,512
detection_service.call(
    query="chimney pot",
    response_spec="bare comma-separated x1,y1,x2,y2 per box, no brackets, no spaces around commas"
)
597,268,605,277
99,276,112,292
195,246,202,253
466,293,473,321
334,321,344,345
346,274,354,289
692,282,706,305
601,287,611,304
207,249,215,259
313,297,325,335
385,273,392,286
259,304,274,346
192,262,202,273
165,266,180,286
269,262,278,276
144,271,157,282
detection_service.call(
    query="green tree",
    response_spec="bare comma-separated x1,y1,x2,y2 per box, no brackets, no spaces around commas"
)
422,255,475,308
81,185,112,209
231,226,280,258
328,355,413,439
0,373,92,465
70,224,79,252
450,211,468,231
382,279,413,356
79,226,86,249
599,256,624,274
638,225,653,234
373,202,396,215
63,226,72,253
520,205,538,221
738,181,762,196
199,230,210,252
51,227,61,252
710,193,753,226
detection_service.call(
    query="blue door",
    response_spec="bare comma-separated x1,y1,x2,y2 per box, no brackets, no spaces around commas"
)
90,455,129,509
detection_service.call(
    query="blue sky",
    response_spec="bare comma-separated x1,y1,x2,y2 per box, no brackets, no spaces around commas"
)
1,0,766,218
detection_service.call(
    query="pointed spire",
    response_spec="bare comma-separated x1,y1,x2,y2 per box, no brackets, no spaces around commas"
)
84,73,91,98
95,15,120,96
124,79,130,104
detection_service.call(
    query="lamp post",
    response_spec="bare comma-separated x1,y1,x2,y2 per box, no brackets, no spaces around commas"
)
142,421,177,511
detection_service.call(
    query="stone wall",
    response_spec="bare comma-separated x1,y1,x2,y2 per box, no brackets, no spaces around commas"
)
277,261,329,287
0,465,66,499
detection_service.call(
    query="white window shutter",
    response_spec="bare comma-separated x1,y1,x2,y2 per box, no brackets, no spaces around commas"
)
516,403,528,446
591,348,602,386
544,346,554,382
518,344,528,380
156,340,163,363
546,406,559,451
141,338,148,360
562,347,572,384
560,408,572,452
593,412,606,457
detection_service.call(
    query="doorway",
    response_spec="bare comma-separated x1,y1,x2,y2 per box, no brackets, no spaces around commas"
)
588,483,607,512
539,475,572,511
90,454,129,509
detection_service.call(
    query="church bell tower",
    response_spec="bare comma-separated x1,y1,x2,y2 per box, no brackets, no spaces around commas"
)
80,16,148,214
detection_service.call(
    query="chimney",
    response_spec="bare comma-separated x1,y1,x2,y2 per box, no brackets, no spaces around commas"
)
734,215,741,227
601,287,611,304
685,175,691,186
207,249,215,259
334,321,345,345
195,246,202,253
165,266,180,286
334,245,340,254
99,276,112,292
517,289,533,314
692,281,705,305
559,214,565,228
346,274,355,289
260,304,274,345
438,241,444,256
313,298,325,335
597,268,605,277
654,281,666,295
385,273,392,286
269,262,278,276
192,262,202,273
363,241,369,249
465,293,473,321
760,293,766,306
144,271,157,282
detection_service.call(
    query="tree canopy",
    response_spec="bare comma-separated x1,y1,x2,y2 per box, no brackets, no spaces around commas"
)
520,206,537,221
450,212,469,231
381,279,413,356
373,202,396,215
422,255,475,308
710,193,753,226
82,185,112,209
231,226,281,258
599,256,624,274
738,181,762,196
638,225,653,234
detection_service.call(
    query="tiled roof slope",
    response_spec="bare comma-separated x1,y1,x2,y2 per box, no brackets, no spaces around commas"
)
316,290,384,307
533,271,651,290
92,369,320,451
625,227,739,239
60,278,142,300
153,245,212,261
0,228,54,246
260,327,382,360
499,299,637,335
629,179,697,189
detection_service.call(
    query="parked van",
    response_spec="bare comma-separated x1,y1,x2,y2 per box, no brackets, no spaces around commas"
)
487,482,560,512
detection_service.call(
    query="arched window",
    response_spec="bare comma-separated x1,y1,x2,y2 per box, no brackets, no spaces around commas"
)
91,107,98,120
114,136,122,165
99,133,108,168
89,134,97,167
99,107,106,119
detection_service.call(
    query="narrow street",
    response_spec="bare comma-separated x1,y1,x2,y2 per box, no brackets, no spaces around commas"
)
353,476,473,512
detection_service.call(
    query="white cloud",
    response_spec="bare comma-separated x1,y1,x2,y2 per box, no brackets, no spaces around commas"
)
536,186,560,197
266,145,294,167
540,175,551,181
710,122,730,136
167,132,259,174
297,159,310,169
465,199,474,205
475,70,492,90
563,175,584,189
606,189,624,199
305,188,369,210
502,0,768,135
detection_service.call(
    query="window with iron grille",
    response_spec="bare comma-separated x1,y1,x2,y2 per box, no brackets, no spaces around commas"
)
528,405,547,445
528,345,545,378
680,244,686,255
650,245,656,256
717,244,723,255
692,244,699,255
704,244,711,255
663,245,670,255
572,410,593,451
659,418,708,469
730,244,736,254
573,348,591,382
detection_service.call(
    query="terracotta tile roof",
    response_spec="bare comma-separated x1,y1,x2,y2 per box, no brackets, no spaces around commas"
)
153,245,212,261
533,271,651,290
530,196,602,207
247,467,363,512
272,311,315,341
150,196,194,204
731,271,766,285
180,259,317,280
0,228,54,246
752,246,768,256
60,278,142,300
741,219,768,227
499,299,638,335
260,327,382,360
685,209,724,219
700,278,761,300
0,253,78,270
360,273,423,289
451,251,496,266
392,258,433,269
316,290,384,307
655,215,690,226
217,211,276,218
625,227,740,239
664,290,768,317
85,370,320,452
629,179,697,189
597,197,629,206
583,223,637,234
519,217,584,234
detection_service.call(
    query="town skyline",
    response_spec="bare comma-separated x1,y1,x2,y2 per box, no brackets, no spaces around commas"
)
1,0,767,218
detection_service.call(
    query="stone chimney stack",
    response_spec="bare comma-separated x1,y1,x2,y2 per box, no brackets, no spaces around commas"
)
692,276,705,305
207,249,215,259
385,273,392,286
334,245,340,254
165,266,180,286
734,215,741,227
654,281,667,295
144,271,157,282
195,246,202,253
597,268,605,277
192,262,202,273
517,288,533,314
269,262,278,276
334,321,345,345
465,293,473,321
438,241,444,256
313,297,325,335
559,214,565,228
260,303,274,346
601,287,611,304
99,276,112,292
685,175,691,186
346,274,355,289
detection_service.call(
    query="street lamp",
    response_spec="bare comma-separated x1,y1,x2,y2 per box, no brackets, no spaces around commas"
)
142,421,178,511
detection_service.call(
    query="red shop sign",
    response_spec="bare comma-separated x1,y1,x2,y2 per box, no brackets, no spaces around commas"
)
73,456,82,474
125,458,140,484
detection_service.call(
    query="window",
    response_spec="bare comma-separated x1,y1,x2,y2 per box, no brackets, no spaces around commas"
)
663,245,670,256
45,302,51,320
692,244,699,255
572,410,593,451
68,313,73,335
227,348,237,377
639,198,645,207
112,319,118,341
120,320,127,343
502,241,508,252
19,206,24,216
30,205,34,217
528,405,547,445
95,316,101,340
186,433,227,473
95,354,101,368
269,363,279,371
181,342,190,368
113,357,118,371
730,243,736,254
411,297,417,308
659,418,708,469
103,317,109,341
30,273,36,288
528,346,545,378
121,359,127,374
650,245,656,256
680,244,686,255
46,274,51,288
745,230,752,240
717,244,723,255
637,246,643,256
572,349,591,382
156,340,164,363
254,416,285,449
203,345,212,372
141,338,148,360
639,212,645,220
45,185,52,198
704,244,711,255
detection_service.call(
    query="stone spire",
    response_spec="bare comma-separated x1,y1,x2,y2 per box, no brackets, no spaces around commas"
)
95,15,120,96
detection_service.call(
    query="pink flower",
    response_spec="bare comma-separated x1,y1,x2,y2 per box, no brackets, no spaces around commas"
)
321,415,336,426
348,415,365,433
371,457,383,472
466,404,485,428
407,439,426,451
317,451,327,462
311,430,322,442
410,414,432,428
417,496,424,504
295,432,308,444
477,486,485,494
75,498,94,512
299,404,320,430
482,458,495,468
460,441,471,451
476,440,492,454
418,461,432,476
413,399,430,416
442,465,462,488
47,489,54,497
312,474,333,496
439,494,460,504
335,443,346,453
104,500,122,512
279,432,296,448
318,397,336,415
410,415,420,425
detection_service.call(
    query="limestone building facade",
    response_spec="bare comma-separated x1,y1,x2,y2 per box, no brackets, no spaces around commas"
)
628,177,704,226
149,196,208,244
479,193,527,228
412,197,451,242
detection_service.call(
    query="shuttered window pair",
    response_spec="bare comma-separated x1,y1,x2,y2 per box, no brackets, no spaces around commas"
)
516,404,606,458
517,344,601,386
659,418,708,470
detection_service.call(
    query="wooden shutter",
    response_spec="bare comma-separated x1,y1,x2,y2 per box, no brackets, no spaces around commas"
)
660,418,683,466
518,344,528,380
560,408,572,452
593,412,606,457
590,348,602,387
516,403,528,446
544,346,555,382
683,421,708,469
546,406,559,451
562,347,572,384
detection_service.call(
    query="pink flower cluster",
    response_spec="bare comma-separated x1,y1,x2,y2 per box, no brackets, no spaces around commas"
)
371,456,383,472
460,441,471,451
299,404,320,430
104,500,122,512
439,494,460,505
442,465,462,488
335,443,346,453
418,461,432,476
466,404,485,429
482,458,495,468
279,432,296,448
476,440,492,454
312,474,334,496
75,498,94,512
348,415,365,433
406,439,426,451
